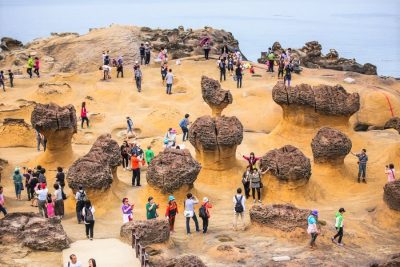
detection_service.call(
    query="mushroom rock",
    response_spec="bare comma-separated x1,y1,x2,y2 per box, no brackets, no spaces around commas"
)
383,180,400,211
259,145,311,182
311,127,352,164
120,219,170,246
0,118,36,148
250,204,311,232
201,76,233,116
66,134,121,192
0,212,69,251
189,115,243,170
146,149,201,193
272,82,360,128
167,255,207,267
30,103,77,160
272,41,282,52
0,37,23,51
384,117,400,134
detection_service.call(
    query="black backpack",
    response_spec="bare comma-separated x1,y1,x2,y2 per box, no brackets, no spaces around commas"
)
84,207,94,223
199,204,207,219
234,195,244,213
78,191,87,202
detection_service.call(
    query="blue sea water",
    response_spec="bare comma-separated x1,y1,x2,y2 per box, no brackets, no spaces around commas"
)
0,0,399,76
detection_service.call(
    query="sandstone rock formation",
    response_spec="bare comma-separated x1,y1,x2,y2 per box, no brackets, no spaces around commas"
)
37,82,71,95
384,117,400,134
120,219,170,246
0,37,23,51
259,41,377,75
259,145,311,182
370,253,400,267
189,115,243,170
0,212,69,251
0,118,36,147
201,76,233,116
311,127,352,164
146,149,201,193
30,103,77,157
67,134,121,191
249,204,311,232
167,255,207,267
383,180,400,211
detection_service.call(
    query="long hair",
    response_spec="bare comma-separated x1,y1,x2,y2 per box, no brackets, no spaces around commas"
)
82,102,86,108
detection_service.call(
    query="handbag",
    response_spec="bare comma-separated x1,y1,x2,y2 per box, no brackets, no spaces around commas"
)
183,210,193,218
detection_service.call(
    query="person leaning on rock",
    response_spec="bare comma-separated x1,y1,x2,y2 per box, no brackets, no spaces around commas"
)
351,149,368,183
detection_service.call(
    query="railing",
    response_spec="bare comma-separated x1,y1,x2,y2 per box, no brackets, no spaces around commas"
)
132,230,150,267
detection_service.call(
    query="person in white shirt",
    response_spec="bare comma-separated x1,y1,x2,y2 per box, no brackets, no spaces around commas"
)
184,193,200,234
82,200,95,240
165,69,174,95
67,254,82,267
35,183,48,218
233,188,246,231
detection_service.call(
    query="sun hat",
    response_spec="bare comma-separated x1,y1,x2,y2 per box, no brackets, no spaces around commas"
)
312,210,318,216
203,197,209,203
168,195,175,201
14,167,20,172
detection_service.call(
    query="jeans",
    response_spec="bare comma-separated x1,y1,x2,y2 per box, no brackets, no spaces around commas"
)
204,49,210,59
186,213,200,234
166,83,172,94
243,182,250,198
252,187,261,200
334,227,343,243
220,70,226,82
132,168,141,186
81,117,89,128
122,155,129,168
310,233,318,246
268,60,274,72
140,55,145,65
27,68,32,78
284,75,291,87
10,78,14,88
181,126,189,141
26,184,32,200
233,212,245,230
38,200,48,218
76,201,85,223
14,182,22,196
117,68,124,78
278,68,284,78
236,76,242,88
358,163,367,179
202,216,209,233
0,80,4,91
169,216,176,231
0,205,7,216
135,77,142,92
34,67,40,77
145,53,150,65
85,221,95,238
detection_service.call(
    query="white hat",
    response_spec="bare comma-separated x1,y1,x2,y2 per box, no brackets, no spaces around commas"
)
145,42,149,45
203,197,209,203
135,61,139,64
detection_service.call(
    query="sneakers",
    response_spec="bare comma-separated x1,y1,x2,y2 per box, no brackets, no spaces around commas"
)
253,199,256,204
362,179,367,184
258,200,262,203
357,178,361,183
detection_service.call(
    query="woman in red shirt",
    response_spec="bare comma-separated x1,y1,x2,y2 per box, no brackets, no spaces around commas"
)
81,102,89,129
200,197,213,234
165,195,178,232
242,152,260,170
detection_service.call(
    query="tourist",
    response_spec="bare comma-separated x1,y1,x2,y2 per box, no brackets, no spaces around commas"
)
146,196,159,219
184,193,200,234
164,128,176,148
250,168,262,203
284,61,293,87
35,129,42,151
165,195,178,232
29,173,39,206
0,186,7,216
351,149,368,183
278,58,285,79
56,167,66,192
117,55,123,78
219,59,226,82
75,186,87,223
242,166,251,199
41,133,47,152
104,50,110,65
179,114,190,142
145,145,155,165
121,141,130,170
0,71,5,91
38,167,47,185
13,167,23,200
67,254,82,267
144,42,151,65
81,102,90,129
36,183,48,218
82,200,95,240
122,197,134,223
88,258,97,267
227,55,234,76
203,41,211,60
100,64,111,80
134,65,142,92
235,64,243,88
165,69,174,95
27,55,34,78
221,44,229,60
332,207,345,246
34,57,40,78
54,183,64,218
161,62,168,85
199,197,213,234
139,43,145,65
7,70,14,88
307,210,319,249
242,152,261,170
46,193,55,218
157,47,168,63
385,163,396,182
131,152,144,186
126,116,134,136
233,188,246,231
267,51,275,72
23,167,32,200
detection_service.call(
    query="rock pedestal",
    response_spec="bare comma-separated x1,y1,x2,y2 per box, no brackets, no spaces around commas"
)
383,180,400,211
384,117,400,134
201,76,233,116
0,118,36,147
120,219,170,246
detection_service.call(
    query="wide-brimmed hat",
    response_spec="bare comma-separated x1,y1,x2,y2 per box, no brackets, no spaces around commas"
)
203,197,209,203
312,210,318,216
168,195,175,201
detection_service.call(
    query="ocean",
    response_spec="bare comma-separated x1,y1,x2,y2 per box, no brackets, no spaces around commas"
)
0,0,399,76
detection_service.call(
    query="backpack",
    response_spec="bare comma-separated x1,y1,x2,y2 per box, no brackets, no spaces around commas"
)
234,195,244,213
38,173,46,184
78,191,87,202
169,205,177,217
84,207,94,223
199,204,207,219
179,119,186,128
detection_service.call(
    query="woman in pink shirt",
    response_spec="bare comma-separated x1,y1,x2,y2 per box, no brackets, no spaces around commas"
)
385,164,396,182
34,57,40,78
81,102,89,129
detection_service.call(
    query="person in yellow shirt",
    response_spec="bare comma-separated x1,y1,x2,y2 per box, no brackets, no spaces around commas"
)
27,55,34,78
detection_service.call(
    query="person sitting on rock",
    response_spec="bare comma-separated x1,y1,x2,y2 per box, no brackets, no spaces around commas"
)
166,195,178,232
351,149,368,183
242,152,260,170
164,128,176,148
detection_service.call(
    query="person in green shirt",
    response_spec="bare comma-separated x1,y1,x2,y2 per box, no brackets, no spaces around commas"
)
145,145,155,165
27,55,34,78
267,52,275,72
12,167,23,200
146,196,159,219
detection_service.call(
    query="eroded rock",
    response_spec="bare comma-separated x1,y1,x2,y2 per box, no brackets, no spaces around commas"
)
383,180,400,211
201,76,233,116
0,212,69,251
250,204,311,231
259,145,311,182
311,127,352,164
66,134,121,191
0,37,23,51
384,117,400,134
120,219,170,246
146,149,201,193
0,118,36,148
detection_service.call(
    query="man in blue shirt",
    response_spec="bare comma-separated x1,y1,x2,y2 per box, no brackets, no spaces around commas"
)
179,114,190,142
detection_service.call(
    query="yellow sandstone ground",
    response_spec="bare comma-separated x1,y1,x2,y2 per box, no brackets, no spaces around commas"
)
0,54,400,266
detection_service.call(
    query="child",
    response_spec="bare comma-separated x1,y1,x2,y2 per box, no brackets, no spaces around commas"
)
46,193,55,218
8,70,13,88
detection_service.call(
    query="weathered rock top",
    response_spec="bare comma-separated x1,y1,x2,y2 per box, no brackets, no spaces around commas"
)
30,103,77,132
201,76,233,116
